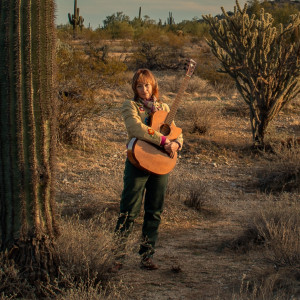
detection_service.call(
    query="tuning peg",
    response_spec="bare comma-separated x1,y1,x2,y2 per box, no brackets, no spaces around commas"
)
184,58,197,70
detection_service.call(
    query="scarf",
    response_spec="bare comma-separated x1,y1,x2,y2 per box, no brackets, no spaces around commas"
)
138,96,162,113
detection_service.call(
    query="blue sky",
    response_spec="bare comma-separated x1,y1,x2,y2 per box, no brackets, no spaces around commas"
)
56,0,248,29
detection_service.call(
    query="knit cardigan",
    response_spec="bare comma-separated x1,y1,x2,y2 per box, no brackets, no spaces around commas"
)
122,99,183,148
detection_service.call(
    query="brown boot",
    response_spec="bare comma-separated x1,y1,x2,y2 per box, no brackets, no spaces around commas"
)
140,257,159,270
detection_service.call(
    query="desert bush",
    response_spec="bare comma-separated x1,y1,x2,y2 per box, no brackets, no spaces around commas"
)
193,48,236,97
222,98,249,118
0,255,34,298
0,214,130,299
56,40,128,143
57,215,119,283
159,74,214,96
130,41,185,70
56,278,127,300
181,101,223,135
177,19,211,41
183,183,209,212
106,22,134,39
247,0,300,26
57,24,74,41
130,27,186,70
254,147,300,193
236,199,300,299
56,214,133,299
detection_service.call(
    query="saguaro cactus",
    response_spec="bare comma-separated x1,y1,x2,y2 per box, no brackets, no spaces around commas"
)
0,0,59,279
68,0,84,37
203,1,300,147
168,12,174,25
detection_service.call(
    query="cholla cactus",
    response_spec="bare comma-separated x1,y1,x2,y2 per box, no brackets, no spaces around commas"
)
0,0,59,280
68,0,85,37
203,0,300,147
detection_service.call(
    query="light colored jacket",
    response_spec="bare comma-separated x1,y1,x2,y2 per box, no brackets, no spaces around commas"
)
122,99,183,148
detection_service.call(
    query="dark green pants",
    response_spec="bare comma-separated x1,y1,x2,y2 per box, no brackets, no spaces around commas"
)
115,159,169,257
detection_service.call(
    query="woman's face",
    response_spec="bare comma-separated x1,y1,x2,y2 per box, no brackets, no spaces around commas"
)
136,81,153,100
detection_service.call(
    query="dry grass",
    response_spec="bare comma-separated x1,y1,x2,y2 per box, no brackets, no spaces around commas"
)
180,101,223,136
0,214,133,299
232,197,300,299
253,147,300,193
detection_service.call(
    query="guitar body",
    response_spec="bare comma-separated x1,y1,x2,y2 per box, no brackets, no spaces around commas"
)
127,138,178,175
127,111,182,175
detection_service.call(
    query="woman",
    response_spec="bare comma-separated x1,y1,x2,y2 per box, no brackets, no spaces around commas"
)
115,69,183,270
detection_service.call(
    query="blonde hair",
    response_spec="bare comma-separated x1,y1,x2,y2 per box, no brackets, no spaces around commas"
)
132,69,159,101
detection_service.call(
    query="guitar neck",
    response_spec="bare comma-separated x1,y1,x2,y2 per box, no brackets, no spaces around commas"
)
165,75,190,126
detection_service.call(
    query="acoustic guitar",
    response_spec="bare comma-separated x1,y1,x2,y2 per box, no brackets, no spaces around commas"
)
127,59,197,175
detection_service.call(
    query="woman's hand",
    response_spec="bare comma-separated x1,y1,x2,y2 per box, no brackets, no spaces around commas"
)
164,139,179,158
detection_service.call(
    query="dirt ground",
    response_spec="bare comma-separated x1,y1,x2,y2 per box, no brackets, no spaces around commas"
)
55,90,299,299
109,161,268,300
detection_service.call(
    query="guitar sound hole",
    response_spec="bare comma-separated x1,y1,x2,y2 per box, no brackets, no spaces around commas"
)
160,124,170,136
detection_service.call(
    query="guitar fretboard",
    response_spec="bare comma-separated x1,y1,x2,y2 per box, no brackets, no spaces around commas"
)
164,75,190,126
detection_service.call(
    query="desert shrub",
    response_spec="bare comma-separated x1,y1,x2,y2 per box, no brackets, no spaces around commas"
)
57,216,118,282
105,22,134,39
183,183,209,212
57,24,74,41
185,76,215,94
177,19,211,41
222,98,249,118
236,199,300,299
255,147,300,193
130,27,186,70
164,173,218,226
0,254,34,298
55,214,133,299
56,40,128,143
159,74,214,95
131,41,184,70
247,0,300,26
193,48,236,97
57,93,98,144
56,278,127,300
0,214,130,299
181,101,222,135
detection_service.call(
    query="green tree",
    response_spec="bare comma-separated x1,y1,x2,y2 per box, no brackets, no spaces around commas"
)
0,0,59,281
103,11,130,28
203,0,300,148
247,0,262,17
103,12,133,39
247,0,300,25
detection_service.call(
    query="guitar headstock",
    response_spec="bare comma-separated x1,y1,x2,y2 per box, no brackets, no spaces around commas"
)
184,59,197,78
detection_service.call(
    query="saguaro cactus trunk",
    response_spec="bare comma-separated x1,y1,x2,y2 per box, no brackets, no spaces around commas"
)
68,0,84,38
0,0,59,279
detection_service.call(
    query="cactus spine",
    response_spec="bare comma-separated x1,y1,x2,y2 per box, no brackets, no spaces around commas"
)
203,0,300,147
0,0,59,278
68,0,84,37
